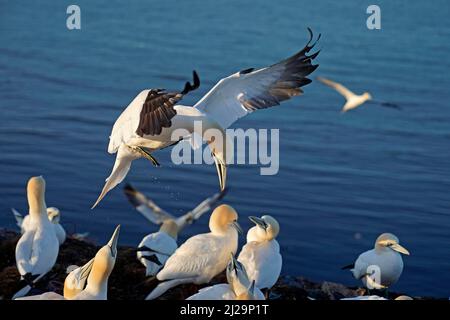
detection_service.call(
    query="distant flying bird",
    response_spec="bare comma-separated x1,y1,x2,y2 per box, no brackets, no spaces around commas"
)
187,254,264,300
92,29,320,208
13,176,60,299
12,206,66,245
342,233,410,290
123,183,227,230
238,215,282,291
146,204,243,300
317,76,400,112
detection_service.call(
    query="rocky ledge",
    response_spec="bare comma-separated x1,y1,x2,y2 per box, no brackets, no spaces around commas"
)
0,229,436,300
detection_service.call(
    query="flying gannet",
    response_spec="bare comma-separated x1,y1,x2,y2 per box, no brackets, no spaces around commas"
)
187,254,264,300
92,29,320,208
342,233,410,291
238,215,282,291
12,206,66,245
13,176,60,299
317,76,400,112
146,204,242,300
123,183,227,231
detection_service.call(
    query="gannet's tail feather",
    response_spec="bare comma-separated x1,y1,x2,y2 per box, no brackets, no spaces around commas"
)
145,278,195,300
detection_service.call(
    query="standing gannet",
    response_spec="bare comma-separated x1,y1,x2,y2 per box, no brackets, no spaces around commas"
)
12,207,66,245
71,225,121,300
146,204,243,300
238,215,282,291
13,176,60,299
137,220,179,277
15,258,95,300
317,76,400,112
187,254,264,300
342,233,410,291
124,184,227,231
92,29,320,208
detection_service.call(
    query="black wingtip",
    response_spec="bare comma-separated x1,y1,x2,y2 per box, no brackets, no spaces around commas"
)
341,263,355,270
181,70,200,95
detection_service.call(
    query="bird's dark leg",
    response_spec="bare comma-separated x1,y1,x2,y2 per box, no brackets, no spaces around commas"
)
137,147,160,167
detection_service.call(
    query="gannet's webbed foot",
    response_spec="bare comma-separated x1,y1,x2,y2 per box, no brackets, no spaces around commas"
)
137,146,160,167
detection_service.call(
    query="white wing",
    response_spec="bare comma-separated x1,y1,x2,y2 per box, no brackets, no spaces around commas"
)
15,231,36,275
238,240,282,289
317,76,355,99
352,250,372,280
175,189,227,230
54,224,66,245
157,233,225,281
124,184,175,225
186,284,234,300
194,29,320,129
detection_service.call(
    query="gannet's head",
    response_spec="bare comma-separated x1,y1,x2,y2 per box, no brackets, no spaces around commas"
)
226,254,251,297
87,225,120,288
209,204,242,235
27,176,47,217
64,258,94,299
364,92,372,100
235,280,258,300
47,207,61,223
375,233,410,255
160,219,179,240
248,215,280,241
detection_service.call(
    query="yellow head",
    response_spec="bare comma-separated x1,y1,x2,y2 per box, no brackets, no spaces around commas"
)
47,207,61,223
27,176,47,217
209,204,242,235
375,233,410,255
249,215,280,241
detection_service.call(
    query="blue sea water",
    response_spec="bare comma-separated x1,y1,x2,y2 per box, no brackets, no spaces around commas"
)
1,0,449,297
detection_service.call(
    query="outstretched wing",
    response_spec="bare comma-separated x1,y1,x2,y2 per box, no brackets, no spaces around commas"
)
194,29,320,129
108,71,200,153
123,184,175,225
175,188,227,230
316,76,355,99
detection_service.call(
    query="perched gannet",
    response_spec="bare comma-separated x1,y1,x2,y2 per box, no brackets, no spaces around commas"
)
12,207,66,245
342,233,410,290
146,204,242,300
317,76,400,112
187,254,264,300
16,259,94,300
124,183,227,231
238,215,282,290
92,29,320,208
71,225,120,300
13,176,60,299
137,220,179,277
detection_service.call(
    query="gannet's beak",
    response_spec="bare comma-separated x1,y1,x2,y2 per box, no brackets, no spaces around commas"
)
107,225,121,258
248,280,256,296
390,243,410,255
79,258,95,281
212,152,227,192
230,253,239,271
231,221,243,235
249,216,267,230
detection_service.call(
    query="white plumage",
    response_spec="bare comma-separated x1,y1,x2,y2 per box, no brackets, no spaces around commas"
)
346,233,410,290
12,207,66,245
92,30,320,208
146,204,242,300
13,176,60,299
238,215,282,290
